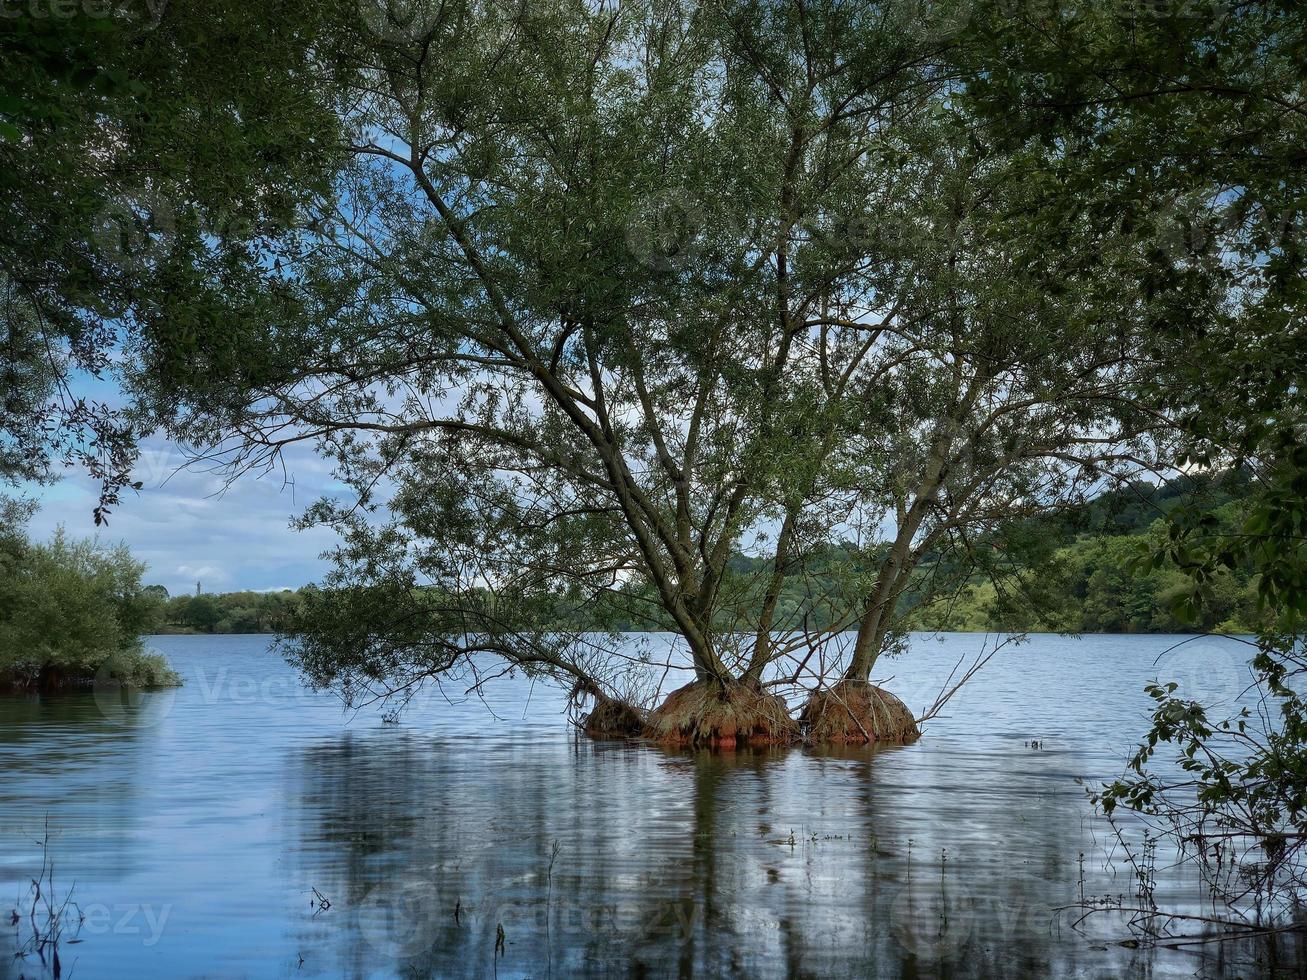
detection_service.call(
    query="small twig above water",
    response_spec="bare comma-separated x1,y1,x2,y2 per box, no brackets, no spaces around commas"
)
12,817,83,978
310,887,332,917
916,633,1019,727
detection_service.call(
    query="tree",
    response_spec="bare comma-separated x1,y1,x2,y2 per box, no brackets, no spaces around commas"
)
182,593,222,634
0,522,176,690
118,0,919,740
655,58,1177,737
0,0,343,517
118,0,1181,744
959,0,1307,933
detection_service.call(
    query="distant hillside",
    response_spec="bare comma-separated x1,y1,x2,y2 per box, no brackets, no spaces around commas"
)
905,469,1259,634
149,471,1259,637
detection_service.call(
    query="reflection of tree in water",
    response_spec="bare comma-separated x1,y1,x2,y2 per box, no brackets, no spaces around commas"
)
287,733,1234,979
288,734,749,977
795,742,1088,978
0,693,156,883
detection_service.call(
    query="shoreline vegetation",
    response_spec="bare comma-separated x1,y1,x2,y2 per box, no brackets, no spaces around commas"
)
149,622,1250,638
2,472,1256,709
0,518,180,694
150,473,1265,640
2,471,1257,715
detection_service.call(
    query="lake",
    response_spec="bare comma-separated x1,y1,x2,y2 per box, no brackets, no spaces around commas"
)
0,632,1288,978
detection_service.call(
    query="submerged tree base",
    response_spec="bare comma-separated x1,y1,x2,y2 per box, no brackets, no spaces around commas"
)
0,653,182,694
580,693,647,739
645,681,801,748
800,681,919,745
0,664,93,694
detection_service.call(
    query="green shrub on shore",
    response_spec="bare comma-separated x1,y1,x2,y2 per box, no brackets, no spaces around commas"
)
100,649,181,687
0,523,180,691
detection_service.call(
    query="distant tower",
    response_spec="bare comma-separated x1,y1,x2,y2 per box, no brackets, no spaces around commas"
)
196,580,201,596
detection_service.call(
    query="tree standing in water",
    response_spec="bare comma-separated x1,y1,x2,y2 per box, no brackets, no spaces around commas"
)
126,0,1170,743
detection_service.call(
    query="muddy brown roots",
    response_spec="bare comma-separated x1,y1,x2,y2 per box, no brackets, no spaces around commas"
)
800,680,919,744
580,694,647,738
645,681,801,748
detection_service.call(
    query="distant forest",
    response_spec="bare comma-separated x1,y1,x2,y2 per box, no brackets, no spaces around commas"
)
151,471,1261,638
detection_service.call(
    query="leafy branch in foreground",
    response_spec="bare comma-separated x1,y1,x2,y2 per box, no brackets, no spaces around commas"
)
958,0,1307,943
1098,445,1307,934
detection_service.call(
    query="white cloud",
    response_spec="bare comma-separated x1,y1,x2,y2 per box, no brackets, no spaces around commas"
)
26,436,338,596
175,564,230,587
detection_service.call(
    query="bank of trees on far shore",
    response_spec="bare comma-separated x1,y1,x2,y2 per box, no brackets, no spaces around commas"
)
158,529,1265,639
153,588,302,636
151,473,1264,639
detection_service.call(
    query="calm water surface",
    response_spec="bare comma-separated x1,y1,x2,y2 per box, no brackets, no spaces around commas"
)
0,632,1288,978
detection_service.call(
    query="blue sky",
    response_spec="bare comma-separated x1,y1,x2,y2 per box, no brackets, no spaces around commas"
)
27,435,338,596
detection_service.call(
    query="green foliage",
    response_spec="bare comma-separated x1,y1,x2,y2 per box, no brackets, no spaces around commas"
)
156,589,302,635
157,479,1262,639
479,476,1261,637
0,523,177,688
107,0,1181,701
960,0,1307,922
1098,448,1307,900
0,0,346,517
4,0,1295,748
909,527,1259,636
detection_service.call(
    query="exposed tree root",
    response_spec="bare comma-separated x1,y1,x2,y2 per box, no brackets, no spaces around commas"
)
800,680,919,744
645,681,801,748
580,693,647,738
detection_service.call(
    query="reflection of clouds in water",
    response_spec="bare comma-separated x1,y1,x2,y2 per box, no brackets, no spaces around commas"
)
0,692,158,885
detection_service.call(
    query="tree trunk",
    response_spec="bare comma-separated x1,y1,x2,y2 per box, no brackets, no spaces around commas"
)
845,417,958,680
844,551,918,682
684,601,732,684
742,512,798,686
